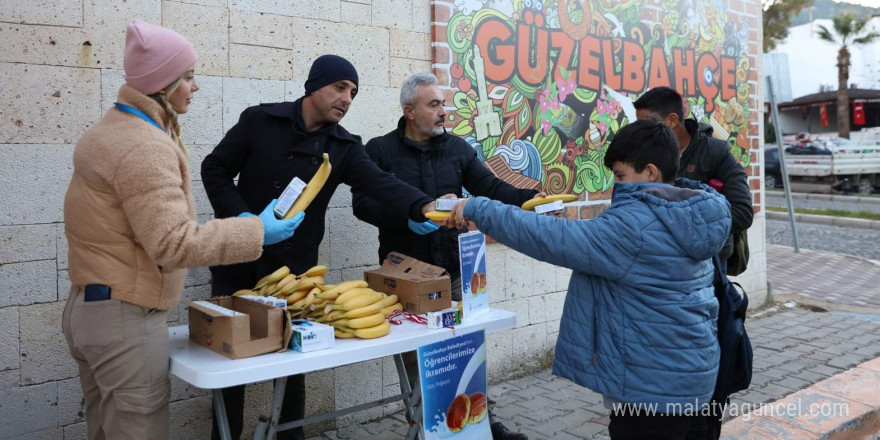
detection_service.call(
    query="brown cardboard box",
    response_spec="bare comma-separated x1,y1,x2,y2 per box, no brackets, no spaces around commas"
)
185,296,292,360
365,252,452,314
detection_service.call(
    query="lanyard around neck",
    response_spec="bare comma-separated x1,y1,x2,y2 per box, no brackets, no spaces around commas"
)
114,102,163,131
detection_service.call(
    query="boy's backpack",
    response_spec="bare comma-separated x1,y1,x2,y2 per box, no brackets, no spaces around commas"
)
711,255,753,403
726,229,750,276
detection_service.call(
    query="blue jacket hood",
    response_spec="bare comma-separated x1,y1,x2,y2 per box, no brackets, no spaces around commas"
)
612,178,731,261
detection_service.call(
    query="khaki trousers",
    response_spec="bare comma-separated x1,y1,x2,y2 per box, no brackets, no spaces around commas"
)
62,286,171,440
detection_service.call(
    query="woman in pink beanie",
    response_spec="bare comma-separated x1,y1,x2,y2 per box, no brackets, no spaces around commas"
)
62,19,305,440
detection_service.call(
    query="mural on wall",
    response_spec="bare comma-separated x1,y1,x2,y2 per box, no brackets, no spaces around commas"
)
434,0,754,201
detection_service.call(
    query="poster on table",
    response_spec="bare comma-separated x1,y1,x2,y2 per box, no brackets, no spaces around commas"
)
418,330,490,439
458,230,489,318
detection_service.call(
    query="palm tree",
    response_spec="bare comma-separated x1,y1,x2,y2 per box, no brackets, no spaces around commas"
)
816,13,879,139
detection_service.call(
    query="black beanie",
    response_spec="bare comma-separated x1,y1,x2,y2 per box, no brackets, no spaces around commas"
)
304,54,359,95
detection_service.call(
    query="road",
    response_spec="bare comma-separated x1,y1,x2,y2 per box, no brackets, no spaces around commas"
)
766,219,880,261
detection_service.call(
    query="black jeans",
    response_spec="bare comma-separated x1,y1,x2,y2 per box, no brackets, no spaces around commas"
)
210,373,306,440
608,405,709,440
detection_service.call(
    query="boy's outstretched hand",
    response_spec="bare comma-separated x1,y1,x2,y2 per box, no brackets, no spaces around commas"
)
447,199,470,229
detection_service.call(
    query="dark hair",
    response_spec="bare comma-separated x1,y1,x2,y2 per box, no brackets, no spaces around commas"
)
633,87,685,120
603,119,679,183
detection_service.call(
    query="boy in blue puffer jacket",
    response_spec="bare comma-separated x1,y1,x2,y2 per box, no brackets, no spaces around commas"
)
446,119,731,439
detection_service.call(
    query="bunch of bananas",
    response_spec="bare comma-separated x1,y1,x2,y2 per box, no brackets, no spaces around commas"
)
234,266,402,340
234,265,328,305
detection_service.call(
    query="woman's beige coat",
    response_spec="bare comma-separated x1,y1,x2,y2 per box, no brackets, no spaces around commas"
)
64,84,264,310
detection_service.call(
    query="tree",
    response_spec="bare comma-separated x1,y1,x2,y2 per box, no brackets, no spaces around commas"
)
764,0,815,52
816,13,880,138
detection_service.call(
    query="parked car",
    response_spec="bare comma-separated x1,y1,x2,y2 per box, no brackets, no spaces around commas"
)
765,145,783,189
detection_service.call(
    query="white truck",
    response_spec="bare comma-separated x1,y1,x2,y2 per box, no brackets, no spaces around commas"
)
782,128,880,194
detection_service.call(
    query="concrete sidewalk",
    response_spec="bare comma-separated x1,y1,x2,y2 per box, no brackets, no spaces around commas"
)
307,246,880,440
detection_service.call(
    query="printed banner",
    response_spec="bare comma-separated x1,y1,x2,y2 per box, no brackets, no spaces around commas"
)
458,230,489,318
432,0,758,216
418,330,490,439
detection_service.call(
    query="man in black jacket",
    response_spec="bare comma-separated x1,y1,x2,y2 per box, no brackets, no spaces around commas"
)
634,87,753,273
201,55,435,440
352,73,534,440
634,87,754,440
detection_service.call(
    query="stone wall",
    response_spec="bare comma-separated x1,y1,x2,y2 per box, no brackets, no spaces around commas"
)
0,0,765,438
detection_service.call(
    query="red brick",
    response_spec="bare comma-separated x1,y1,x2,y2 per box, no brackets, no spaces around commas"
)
434,3,451,23
750,151,758,163
435,68,449,86
749,124,758,136
749,178,760,190
432,24,447,44
579,204,608,220
433,46,450,64
753,192,761,205
729,0,743,11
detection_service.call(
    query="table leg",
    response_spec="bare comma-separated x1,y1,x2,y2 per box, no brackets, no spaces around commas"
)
393,353,424,440
256,376,288,440
212,389,233,440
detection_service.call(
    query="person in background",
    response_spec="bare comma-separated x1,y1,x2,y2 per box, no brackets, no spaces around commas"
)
352,72,536,440
201,56,437,440
62,19,303,440
446,119,730,440
634,86,753,275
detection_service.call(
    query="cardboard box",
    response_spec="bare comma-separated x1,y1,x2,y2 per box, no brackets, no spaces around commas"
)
365,252,452,314
185,297,292,360
290,319,335,352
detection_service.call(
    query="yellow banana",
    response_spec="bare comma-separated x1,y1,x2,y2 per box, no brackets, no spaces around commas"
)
377,294,398,309
381,303,403,318
292,275,324,292
298,265,328,278
425,211,451,221
334,329,356,339
316,283,336,292
259,284,274,296
350,320,391,339
317,280,369,300
333,290,382,311
255,266,290,289
334,312,386,329
285,289,309,305
233,289,256,297
283,153,331,219
332,301,383,320
273,274,298,292
520,194,577,211
330,287,373,304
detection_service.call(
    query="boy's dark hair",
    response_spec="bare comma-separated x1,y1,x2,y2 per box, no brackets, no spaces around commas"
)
603,119,679,183
633,87,685,120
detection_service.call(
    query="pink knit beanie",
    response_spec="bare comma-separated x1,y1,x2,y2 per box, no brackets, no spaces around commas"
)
123,19,197,95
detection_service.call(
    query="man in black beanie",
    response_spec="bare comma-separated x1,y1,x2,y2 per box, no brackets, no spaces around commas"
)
202,54,439,440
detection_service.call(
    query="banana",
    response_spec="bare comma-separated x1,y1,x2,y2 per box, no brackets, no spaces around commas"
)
233,289,256,296
290,287,319,310
381,302,403,318
283,153,331,219
316,284,336,292
298,265,328,278
377,294,398,309
255,266,290,289
316,280,369,300
333,290,382,311
334,329,356,339
332,301,383,320
425,211,451,221
273,274,298,292
350,320,392,339
285,289,309,305
259,284,275,296
329,286,373,304
292,275,324,292
334,312,386,329
520,194,577,211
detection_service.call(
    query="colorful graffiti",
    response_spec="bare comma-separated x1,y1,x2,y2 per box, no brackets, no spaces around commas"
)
435,0,754,199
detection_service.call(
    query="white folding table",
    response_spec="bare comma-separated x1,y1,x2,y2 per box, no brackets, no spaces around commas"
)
168,308,516,440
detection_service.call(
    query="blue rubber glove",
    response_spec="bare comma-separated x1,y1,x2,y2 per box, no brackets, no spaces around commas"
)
408,219,440,235
258,199,306,245
238,212,255,218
